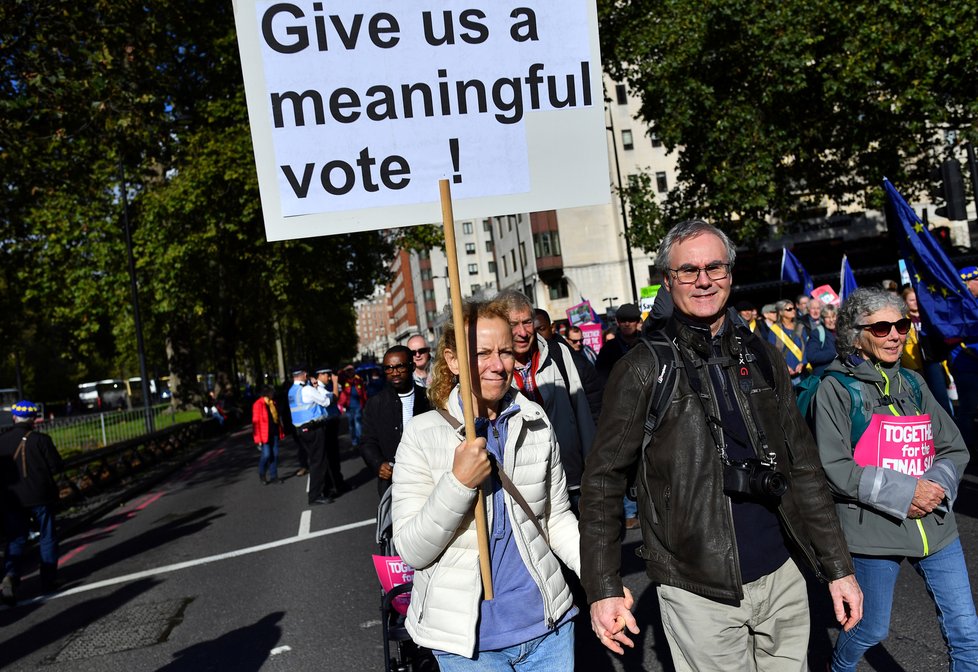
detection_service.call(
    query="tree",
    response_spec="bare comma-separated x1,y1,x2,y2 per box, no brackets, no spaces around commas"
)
600,0,978,250
0,2,393,404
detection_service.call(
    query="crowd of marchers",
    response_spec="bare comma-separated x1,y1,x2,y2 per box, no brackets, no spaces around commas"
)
357,219,978,672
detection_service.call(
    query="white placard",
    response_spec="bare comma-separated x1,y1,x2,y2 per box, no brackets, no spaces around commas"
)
233,0,610,240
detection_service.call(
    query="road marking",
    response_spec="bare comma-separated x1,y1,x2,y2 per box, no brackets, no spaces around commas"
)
298,510,312,537
270,645,292,656
22,518,377,606
359,619,382,628
59,491,167,566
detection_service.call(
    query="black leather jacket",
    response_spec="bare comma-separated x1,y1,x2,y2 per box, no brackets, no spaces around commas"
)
580,310,853,603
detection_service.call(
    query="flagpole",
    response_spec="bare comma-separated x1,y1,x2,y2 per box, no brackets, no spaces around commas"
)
440,179,494,600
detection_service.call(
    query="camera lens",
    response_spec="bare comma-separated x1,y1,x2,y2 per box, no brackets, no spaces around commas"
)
754,470,788,498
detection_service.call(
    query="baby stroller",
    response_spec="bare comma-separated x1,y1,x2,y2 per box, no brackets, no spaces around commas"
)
374,487,437,672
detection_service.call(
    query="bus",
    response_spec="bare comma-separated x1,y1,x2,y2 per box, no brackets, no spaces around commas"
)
78,380,129,412
0,388,18,427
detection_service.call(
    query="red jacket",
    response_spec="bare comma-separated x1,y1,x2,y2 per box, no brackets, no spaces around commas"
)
252,397,285,444
338,375,368,412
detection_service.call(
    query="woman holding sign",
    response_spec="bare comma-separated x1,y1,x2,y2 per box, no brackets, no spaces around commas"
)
813,287,978,671
391,300,585,670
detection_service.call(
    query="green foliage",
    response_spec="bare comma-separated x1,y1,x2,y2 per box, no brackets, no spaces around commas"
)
0,1,392,402
600,0,978,250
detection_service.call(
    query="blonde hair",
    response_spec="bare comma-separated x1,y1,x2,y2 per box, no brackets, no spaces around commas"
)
427,301,512,409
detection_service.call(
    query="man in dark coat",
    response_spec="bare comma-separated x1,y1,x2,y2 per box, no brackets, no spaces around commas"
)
359,345,430,496
0,400,64,603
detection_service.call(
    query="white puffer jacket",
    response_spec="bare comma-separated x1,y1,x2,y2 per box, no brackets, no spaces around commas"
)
391,388,581,657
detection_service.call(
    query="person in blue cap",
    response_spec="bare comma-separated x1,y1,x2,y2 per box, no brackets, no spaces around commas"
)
951,266,978,450
0,400,64,604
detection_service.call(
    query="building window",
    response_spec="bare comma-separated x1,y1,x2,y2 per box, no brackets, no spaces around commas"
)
511,249,517,272
471,284,481,294
468,263,478,275
548,278,569,300
656,171,668,193
615,83,627,105
485,240,494,252
462,221,473,234
503,256,509,276
621,130,634,150
520,242,527,266
420,268,432,281
508,215,515,231
533,231,562,258
650,132,662,148
488,261,496,273
423,289,435,301
465,242,476,255
483,219,492,231
418,249,429,260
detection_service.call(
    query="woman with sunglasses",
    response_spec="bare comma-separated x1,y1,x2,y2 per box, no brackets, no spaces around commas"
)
767,299,807,384
813,287,977,671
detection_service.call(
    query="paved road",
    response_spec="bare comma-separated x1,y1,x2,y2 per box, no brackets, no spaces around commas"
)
1,426,976,671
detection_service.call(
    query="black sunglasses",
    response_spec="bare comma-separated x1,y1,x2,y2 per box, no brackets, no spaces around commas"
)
857,318,912,338
410,347,431,357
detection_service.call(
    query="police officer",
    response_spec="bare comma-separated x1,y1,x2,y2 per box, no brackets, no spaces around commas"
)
314,366,348,497
288,365,332,505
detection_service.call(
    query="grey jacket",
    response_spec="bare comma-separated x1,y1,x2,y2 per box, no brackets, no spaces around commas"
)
528,334,595,489
814,357,968,557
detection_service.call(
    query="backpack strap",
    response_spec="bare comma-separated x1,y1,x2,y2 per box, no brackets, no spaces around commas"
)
639,333,683,452
897,368,924,412
435,409,550,546
822,371,869,445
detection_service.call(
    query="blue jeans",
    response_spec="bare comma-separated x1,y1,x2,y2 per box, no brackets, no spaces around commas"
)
623,495,638,520
347,404,363,446
258,436,279,481
435,621,574,671
832,538,978,671
4,505,58,579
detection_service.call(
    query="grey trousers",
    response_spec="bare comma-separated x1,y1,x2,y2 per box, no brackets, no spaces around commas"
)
657,558,810,672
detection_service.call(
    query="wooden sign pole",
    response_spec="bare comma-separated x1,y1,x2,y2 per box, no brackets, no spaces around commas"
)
440,178,494,600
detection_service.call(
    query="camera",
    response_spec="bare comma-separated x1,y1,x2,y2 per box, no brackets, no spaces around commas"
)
723,455,787,499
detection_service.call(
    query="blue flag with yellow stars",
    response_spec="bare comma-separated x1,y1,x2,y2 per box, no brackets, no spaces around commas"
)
781,247,814,295
883,178,978,340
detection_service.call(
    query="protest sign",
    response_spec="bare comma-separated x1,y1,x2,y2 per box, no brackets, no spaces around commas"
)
581,323,603,354
233,0,608,240
811,284,840,307
566,300,596,326
639,284,660,317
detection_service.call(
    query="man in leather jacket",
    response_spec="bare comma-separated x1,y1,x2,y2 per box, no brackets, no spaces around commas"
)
580,220,862,670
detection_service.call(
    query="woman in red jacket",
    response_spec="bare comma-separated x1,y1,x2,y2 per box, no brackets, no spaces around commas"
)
252,385,285,484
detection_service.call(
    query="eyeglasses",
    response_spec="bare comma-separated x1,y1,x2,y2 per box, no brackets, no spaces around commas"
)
568,338,583,345
783,306,796,312
383,363,409,372
668,262,731,284
857,318,912,337
410,347,431,357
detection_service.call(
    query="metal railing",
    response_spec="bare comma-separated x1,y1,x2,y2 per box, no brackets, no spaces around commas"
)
37,403,204,455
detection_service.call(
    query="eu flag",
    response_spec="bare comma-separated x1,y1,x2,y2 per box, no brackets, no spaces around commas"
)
781,248,814,295
883,178,978,340
840,255,858,301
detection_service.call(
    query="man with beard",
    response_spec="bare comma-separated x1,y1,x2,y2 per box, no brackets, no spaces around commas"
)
359,345,431,496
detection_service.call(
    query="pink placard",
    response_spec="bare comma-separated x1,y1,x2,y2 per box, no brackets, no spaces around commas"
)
811,284,840,306
581,323,604,354
852,414,934,477
372,555,415,615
